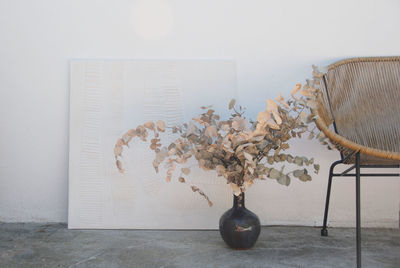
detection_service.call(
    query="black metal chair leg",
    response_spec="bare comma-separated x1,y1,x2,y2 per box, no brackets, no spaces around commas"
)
355,152,361,268
321,160,342,236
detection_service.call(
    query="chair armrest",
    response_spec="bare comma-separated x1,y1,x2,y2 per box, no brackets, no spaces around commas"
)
313,110,400,161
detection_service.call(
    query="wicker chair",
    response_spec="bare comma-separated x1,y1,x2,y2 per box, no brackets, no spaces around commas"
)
312,57,400,268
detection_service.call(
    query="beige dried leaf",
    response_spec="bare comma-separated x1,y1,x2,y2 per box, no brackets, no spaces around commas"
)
150,143,157,150
276,93,290,109
271,110,282,125
216,165,225,176
266,119,280,130
266,99,278,112
207,109,215,116
116,138,125,147
127,129,136,137
181,167,191,175
205,125,218,138
228,99,236,110
166,163,176,179
230,183,241,196
280,143,289,150
243,152,253,162
248,166,254,174
144,121,155,130
116,160,124,173
168,148,177,156
232,117,248,131
291,83,302,98
221,123,230,131
114,145,123,157
257,110,271,123
298,111,307,124
122,133,133,144
157,120,166,132
152,159,159,173
300,89,313,97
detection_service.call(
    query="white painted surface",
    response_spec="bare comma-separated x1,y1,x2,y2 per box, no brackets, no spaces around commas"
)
0,0,399,227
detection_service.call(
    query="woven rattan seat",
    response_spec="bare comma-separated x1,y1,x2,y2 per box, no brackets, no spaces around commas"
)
314,57,400,164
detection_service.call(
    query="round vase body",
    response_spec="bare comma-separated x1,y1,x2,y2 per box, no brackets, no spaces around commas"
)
219,193,261,249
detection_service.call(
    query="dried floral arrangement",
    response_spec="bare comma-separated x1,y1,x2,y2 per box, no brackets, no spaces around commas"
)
114,79,328,206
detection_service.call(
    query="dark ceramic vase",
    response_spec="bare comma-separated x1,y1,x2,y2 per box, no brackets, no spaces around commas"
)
219,193,261,249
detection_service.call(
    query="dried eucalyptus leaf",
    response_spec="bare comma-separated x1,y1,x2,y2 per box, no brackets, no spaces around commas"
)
205,125,218,138
314,164,320,174
277,175,290,186
267,156,274,165
269,168,281,179
291,83,302,98
114,145,123,157
157,120,166,132
144,121,155,130
116,138,125,147
243,152,253,162
122,133,133,144
116,160,124,173
228,99,236,110
127,129,136,137
298,112,307,124
207,109,215,116
276,93,290,109
294,156,303,166
152,160,159,173
271,110,282,125
266,99,278,112
299,173,312,182
181,167,191,175
293,169,305,178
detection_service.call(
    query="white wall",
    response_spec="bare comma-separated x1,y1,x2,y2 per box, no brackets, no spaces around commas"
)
0,0,399,226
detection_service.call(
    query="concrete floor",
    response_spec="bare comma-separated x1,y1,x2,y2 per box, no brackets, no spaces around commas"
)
0,223,399,268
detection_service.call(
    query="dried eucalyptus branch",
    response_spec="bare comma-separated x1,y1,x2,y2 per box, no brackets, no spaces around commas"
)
114,80,327,206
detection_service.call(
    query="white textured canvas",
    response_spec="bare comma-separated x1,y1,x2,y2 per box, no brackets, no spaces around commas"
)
68,60,238,229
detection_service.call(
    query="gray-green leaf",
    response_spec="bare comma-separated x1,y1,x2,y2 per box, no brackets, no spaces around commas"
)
314,164,320,174
269,168,281,179
278,175,290,186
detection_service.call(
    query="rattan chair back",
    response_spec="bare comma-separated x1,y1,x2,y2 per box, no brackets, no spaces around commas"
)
315,57,400,164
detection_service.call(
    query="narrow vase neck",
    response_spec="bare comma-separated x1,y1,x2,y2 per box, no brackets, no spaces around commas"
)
233,192,245,208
